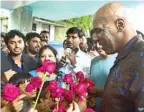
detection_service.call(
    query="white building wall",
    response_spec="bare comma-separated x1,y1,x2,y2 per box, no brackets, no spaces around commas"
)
36,22,43,33
49,25,55,41
32,20,55,41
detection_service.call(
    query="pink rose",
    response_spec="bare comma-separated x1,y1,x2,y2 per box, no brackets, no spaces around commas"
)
55,87,64,98
64,90,74,102
51,87,64,99
70,82,77,91
85,108,96,112
76,71,84,81
83,78,95,89
30,77,42,89
2,83,20,101
62,74,74,84
25,84,34,93
45,80,58,92
37,60,56,74
75,83,87,101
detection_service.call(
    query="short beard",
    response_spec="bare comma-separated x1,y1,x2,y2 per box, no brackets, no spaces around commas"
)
28,48,39,55
10,51,22,56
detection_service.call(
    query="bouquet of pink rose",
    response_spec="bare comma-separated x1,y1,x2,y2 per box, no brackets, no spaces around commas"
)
25,59,57,110
25,59,96,112
44,71,95,112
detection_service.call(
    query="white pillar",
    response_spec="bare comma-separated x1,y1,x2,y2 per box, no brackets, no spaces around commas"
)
49,25,55,41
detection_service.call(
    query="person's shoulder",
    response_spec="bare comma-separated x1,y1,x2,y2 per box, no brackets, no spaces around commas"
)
1,50,6,56
131,50,144,59
91,56,101,63
128,49,144,67
134,38,144,51
79,50,91,58
23,53,34,59
111,53,118,58
128,38,144,60
22,54,39,70
22,54,38,63
108,53,118,60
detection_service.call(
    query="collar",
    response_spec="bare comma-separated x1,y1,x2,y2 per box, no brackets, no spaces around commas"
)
116,34,143,61
8,53,24,64
75,49,84,57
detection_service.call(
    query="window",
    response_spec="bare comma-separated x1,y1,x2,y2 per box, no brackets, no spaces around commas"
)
32,23,37,31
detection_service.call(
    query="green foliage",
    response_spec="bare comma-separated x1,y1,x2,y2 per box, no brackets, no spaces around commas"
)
67,15,93,37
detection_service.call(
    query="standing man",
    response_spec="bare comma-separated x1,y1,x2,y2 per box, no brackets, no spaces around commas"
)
2,30,38,81
25,32,41,62
40,30,49,44
67,2,144,112
59,27,91,78
91,2,144,112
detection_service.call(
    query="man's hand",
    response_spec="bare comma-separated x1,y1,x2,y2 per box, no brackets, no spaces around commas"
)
12,94,26,112
36,99,54,112
68,52,76,66
59,56,67,66
67,102,80,112
89,87,104,97
3,69,16,81
87,95,96,108
7,94,26,112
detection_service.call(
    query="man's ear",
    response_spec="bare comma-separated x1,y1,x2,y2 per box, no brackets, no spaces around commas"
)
25,41,28,47
79,38,83,44
115,18,125,32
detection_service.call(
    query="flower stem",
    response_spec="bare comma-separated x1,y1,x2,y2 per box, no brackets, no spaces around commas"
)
33,73,47,111
57,101,59,112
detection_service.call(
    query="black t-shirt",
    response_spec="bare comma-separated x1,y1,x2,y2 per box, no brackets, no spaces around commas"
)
1,51,12,74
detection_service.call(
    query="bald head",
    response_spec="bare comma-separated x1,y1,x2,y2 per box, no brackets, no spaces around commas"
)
92,2,137,54
93,2,127,25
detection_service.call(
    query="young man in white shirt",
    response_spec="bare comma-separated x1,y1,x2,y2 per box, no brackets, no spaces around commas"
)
59,27,91,78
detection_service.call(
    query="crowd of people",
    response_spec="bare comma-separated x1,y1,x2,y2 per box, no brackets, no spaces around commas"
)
1,2,144,112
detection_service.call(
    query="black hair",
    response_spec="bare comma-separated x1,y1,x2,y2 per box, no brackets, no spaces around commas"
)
66,27,81,38
39,45,57,57
87,38,95,51
39,45,59,73
90,29,95,37
4,30,25,45
25,32,40,42
40,30,49,35
79,30,85,37
1,32,6,38
8,72,32,86
63,39,67,48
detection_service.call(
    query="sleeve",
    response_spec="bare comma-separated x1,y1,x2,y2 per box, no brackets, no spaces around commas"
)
73,55,91,78
129,57,144,112
71,61,90,78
